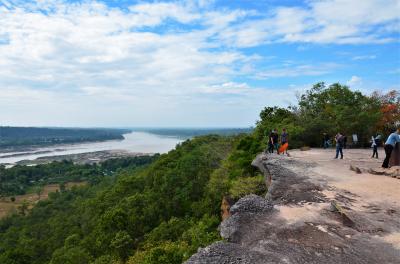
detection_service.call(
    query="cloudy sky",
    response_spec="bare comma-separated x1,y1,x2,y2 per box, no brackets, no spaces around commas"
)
0,0,399,127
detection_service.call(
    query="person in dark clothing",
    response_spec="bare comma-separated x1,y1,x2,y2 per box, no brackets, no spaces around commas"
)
371,134,381,159
323,133,330,149
280,128,289,155
272,129,279,154
382,128,400,168
268,130,274,153
334,132,344,159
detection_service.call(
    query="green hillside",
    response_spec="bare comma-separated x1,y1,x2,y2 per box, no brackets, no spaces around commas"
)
0,83,397,264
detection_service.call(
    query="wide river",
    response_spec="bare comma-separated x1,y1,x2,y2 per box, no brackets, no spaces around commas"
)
0,131,183,164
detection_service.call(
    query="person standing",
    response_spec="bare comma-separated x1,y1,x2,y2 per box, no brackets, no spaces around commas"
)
371,134,381,159
280,128,289,155
267,130,274,153
323,133,330,149
382,128,400,168
334,132,344,159
272,129,279,154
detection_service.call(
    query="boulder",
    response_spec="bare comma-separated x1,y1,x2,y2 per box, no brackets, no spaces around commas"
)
350,164,362,174
229,194,273,215
368,168,386,175
369,166,400,178
220,195,273,242
389,142,400,167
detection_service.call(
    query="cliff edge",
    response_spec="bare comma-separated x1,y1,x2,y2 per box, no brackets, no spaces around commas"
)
186,149,400,264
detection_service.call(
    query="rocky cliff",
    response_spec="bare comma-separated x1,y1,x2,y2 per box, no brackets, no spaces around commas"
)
186,154,400,264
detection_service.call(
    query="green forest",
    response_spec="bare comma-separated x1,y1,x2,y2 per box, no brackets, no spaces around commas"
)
0,84,398,264
137,128,253,139
0,127,130,148
0,156,158,197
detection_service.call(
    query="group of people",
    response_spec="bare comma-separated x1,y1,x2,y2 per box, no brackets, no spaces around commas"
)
265,128,289,155
265,127,400,169
328,129,400,168
322,132,347,159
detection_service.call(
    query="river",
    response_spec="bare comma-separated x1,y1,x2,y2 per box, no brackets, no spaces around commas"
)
0,131,183,165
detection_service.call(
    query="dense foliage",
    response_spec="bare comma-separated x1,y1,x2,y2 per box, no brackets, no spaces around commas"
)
0,156,157,196
0,135,264,264
139,128,253,139
255,83,398,148
0,127,129,147
0,83,396,264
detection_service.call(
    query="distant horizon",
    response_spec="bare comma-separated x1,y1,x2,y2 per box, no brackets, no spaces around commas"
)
0,125,253,129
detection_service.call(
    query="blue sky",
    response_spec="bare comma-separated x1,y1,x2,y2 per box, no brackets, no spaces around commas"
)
0,0,399,127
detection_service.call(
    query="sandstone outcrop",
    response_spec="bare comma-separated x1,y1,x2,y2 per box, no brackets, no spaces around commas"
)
186,154,400,264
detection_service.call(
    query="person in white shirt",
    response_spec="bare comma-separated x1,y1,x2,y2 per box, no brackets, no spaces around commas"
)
382,128,400,168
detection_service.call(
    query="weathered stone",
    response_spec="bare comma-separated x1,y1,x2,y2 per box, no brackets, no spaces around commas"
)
389,142,400,167
187,154,400,264
368,168,386,175
369,166,400,177
387,166,400,177
350,164,362,174
300,146,311,151
330,200,355,227
229,194,273,215
185,241,280,264
220,195,273,242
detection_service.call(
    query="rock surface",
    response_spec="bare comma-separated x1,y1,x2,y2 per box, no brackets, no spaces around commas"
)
186,153,400,264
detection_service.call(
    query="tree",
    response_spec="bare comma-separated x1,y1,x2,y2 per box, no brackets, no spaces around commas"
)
255,106,304,148
50,247,92,264
59,182,66,192
17,200,29,216
35,185,44,200
298,83,381,146
110,231,134,261
371,90,400,134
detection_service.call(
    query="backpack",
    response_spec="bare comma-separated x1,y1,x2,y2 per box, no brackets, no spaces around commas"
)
337,135,344,146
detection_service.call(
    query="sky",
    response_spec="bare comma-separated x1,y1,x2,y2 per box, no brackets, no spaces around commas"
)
0,0,399,127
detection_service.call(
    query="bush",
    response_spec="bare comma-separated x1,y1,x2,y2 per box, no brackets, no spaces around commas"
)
229,174,266,199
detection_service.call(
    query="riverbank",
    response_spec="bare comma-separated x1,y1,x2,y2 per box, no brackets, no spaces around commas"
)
187,148,400,263
14,149,148,166
0,131,183,165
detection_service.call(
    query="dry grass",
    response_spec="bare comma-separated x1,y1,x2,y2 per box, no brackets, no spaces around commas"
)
0,182,87,218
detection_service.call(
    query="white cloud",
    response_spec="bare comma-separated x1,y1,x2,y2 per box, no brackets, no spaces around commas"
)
347,75,363,87
256,63,339,79
216,0,400,46
352,55,377,60
128,2,201,25
0,0,398,126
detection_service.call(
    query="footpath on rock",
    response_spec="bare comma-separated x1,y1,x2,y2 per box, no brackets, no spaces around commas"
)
186,149,400,264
